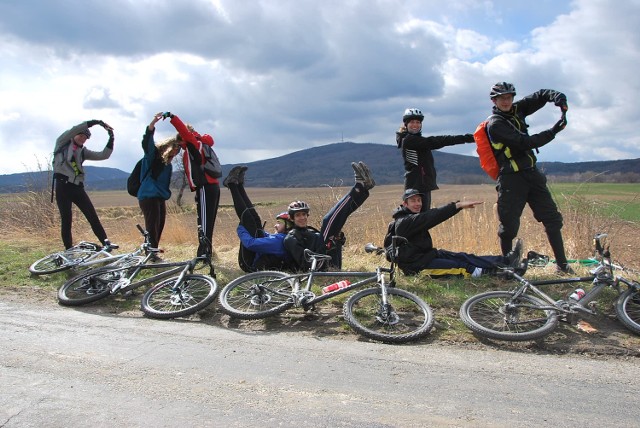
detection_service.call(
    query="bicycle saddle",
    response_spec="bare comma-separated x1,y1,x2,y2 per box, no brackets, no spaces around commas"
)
303,249,332,263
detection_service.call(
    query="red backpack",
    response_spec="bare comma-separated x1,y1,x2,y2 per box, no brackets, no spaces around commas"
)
473,115,500,180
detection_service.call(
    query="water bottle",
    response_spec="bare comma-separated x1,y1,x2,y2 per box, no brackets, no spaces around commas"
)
322,280,351,294
569,288,585,301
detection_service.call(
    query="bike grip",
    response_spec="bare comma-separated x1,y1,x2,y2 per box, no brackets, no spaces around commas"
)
136,224,145,234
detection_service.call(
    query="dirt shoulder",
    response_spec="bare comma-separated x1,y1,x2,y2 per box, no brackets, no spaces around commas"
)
4,284,640,360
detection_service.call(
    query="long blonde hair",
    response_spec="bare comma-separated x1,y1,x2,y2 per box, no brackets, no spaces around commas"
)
156,137,180,165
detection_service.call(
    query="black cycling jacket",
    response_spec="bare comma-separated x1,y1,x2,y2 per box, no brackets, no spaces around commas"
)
486,89,566,175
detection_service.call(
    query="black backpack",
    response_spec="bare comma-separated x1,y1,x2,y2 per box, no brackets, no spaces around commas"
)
201,144,222,178
126,159,151,197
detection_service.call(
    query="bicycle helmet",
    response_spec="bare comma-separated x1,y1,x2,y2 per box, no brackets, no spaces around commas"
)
275,211,293,229
287,200,310,218
275,211,290,221
402,108,424,124
490,82,516,99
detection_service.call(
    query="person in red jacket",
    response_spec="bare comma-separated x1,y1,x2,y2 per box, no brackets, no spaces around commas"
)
162,112,220,265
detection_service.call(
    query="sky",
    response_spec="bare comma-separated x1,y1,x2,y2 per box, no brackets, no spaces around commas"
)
1,0,639,175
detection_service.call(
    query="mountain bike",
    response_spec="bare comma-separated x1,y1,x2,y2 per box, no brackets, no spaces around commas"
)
218,237,434,343
58,225,218,320
459,233,640,341
29,240,124,275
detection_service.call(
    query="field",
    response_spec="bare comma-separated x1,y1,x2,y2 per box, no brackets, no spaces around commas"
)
5,182,638,266
1,182,639,355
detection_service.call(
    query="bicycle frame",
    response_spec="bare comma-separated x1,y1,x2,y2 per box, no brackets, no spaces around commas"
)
57,242,124,269
260,243,399,309
507,233,628,318
101,251,210,295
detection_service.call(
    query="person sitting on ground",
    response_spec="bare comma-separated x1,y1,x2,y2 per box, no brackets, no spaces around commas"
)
223,166,294,272
389,188,524,277
284,161,375,271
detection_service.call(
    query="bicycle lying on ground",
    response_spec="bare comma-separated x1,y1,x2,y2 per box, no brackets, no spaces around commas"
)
459,233,640,341
29,240,124,275
218,236,434,343
58,225,218,319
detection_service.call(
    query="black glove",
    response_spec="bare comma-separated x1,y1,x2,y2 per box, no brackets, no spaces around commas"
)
464,133,474,142
551,114,567,134
553,92,567,108
87,119,101,127
161,112,173,119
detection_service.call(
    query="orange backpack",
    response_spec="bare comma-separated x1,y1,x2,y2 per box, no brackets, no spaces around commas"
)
473,115,500,180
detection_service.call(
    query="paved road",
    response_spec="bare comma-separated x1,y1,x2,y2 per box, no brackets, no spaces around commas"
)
1,299,638,427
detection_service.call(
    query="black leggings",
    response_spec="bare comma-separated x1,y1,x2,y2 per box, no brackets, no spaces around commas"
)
55,179,108,249
195,183,220,256
228,182,268,238
139,198,167,249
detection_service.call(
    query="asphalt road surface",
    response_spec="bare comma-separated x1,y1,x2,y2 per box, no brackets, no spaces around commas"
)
1,299,638,427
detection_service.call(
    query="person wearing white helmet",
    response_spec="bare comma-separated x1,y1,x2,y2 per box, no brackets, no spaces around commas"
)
486,81,572,273
396,108,474,209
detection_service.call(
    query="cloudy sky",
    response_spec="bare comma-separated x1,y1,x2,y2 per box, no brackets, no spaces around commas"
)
1,0,639,175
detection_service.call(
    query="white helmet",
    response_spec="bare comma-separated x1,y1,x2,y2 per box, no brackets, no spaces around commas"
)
402,108,424,124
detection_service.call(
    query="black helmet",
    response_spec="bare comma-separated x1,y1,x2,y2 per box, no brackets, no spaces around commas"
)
402,108,424,124
287,200,310,218
490,82,516,99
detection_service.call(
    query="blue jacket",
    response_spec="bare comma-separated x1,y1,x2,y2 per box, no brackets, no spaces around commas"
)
237,225,288,258
137,127,173,201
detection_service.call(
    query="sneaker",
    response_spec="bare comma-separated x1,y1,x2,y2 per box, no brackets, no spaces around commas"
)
223,166,244,188
514,258,528,276
351,161,375,190
237,166,248,185
506,238,524,269
557,264,576,275
149,253,164,263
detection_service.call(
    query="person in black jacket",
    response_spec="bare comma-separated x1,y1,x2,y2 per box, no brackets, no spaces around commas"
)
391,188,523,277
284,162,375,271
485,82,572,273
396,108,474,209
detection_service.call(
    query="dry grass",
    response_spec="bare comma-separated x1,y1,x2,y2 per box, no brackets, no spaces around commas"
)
2,183,638,277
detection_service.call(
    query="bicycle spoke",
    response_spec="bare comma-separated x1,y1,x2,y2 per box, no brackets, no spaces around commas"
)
344,288,433,343
460,291,558,341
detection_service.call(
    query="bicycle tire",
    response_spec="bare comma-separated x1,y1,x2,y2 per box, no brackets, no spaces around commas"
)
29,248,96,275
615,288,640,335
459,291,558,341
141,274,218,319
57,266,121,306
343,287,434,343
218,271,294,320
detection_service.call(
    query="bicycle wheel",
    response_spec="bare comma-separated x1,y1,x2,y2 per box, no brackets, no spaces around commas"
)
343,287,434,343
218,271,294,319
29,248,96,275
615,289,640,335
459,291,558,341
141,274,218,319
57,266,124,306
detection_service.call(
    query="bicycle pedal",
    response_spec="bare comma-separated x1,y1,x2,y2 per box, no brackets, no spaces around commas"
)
303,304,316,312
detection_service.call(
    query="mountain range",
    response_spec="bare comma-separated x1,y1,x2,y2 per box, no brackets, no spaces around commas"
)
2,142,639,192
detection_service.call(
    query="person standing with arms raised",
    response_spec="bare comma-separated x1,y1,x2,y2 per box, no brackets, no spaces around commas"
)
485,81,571,273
